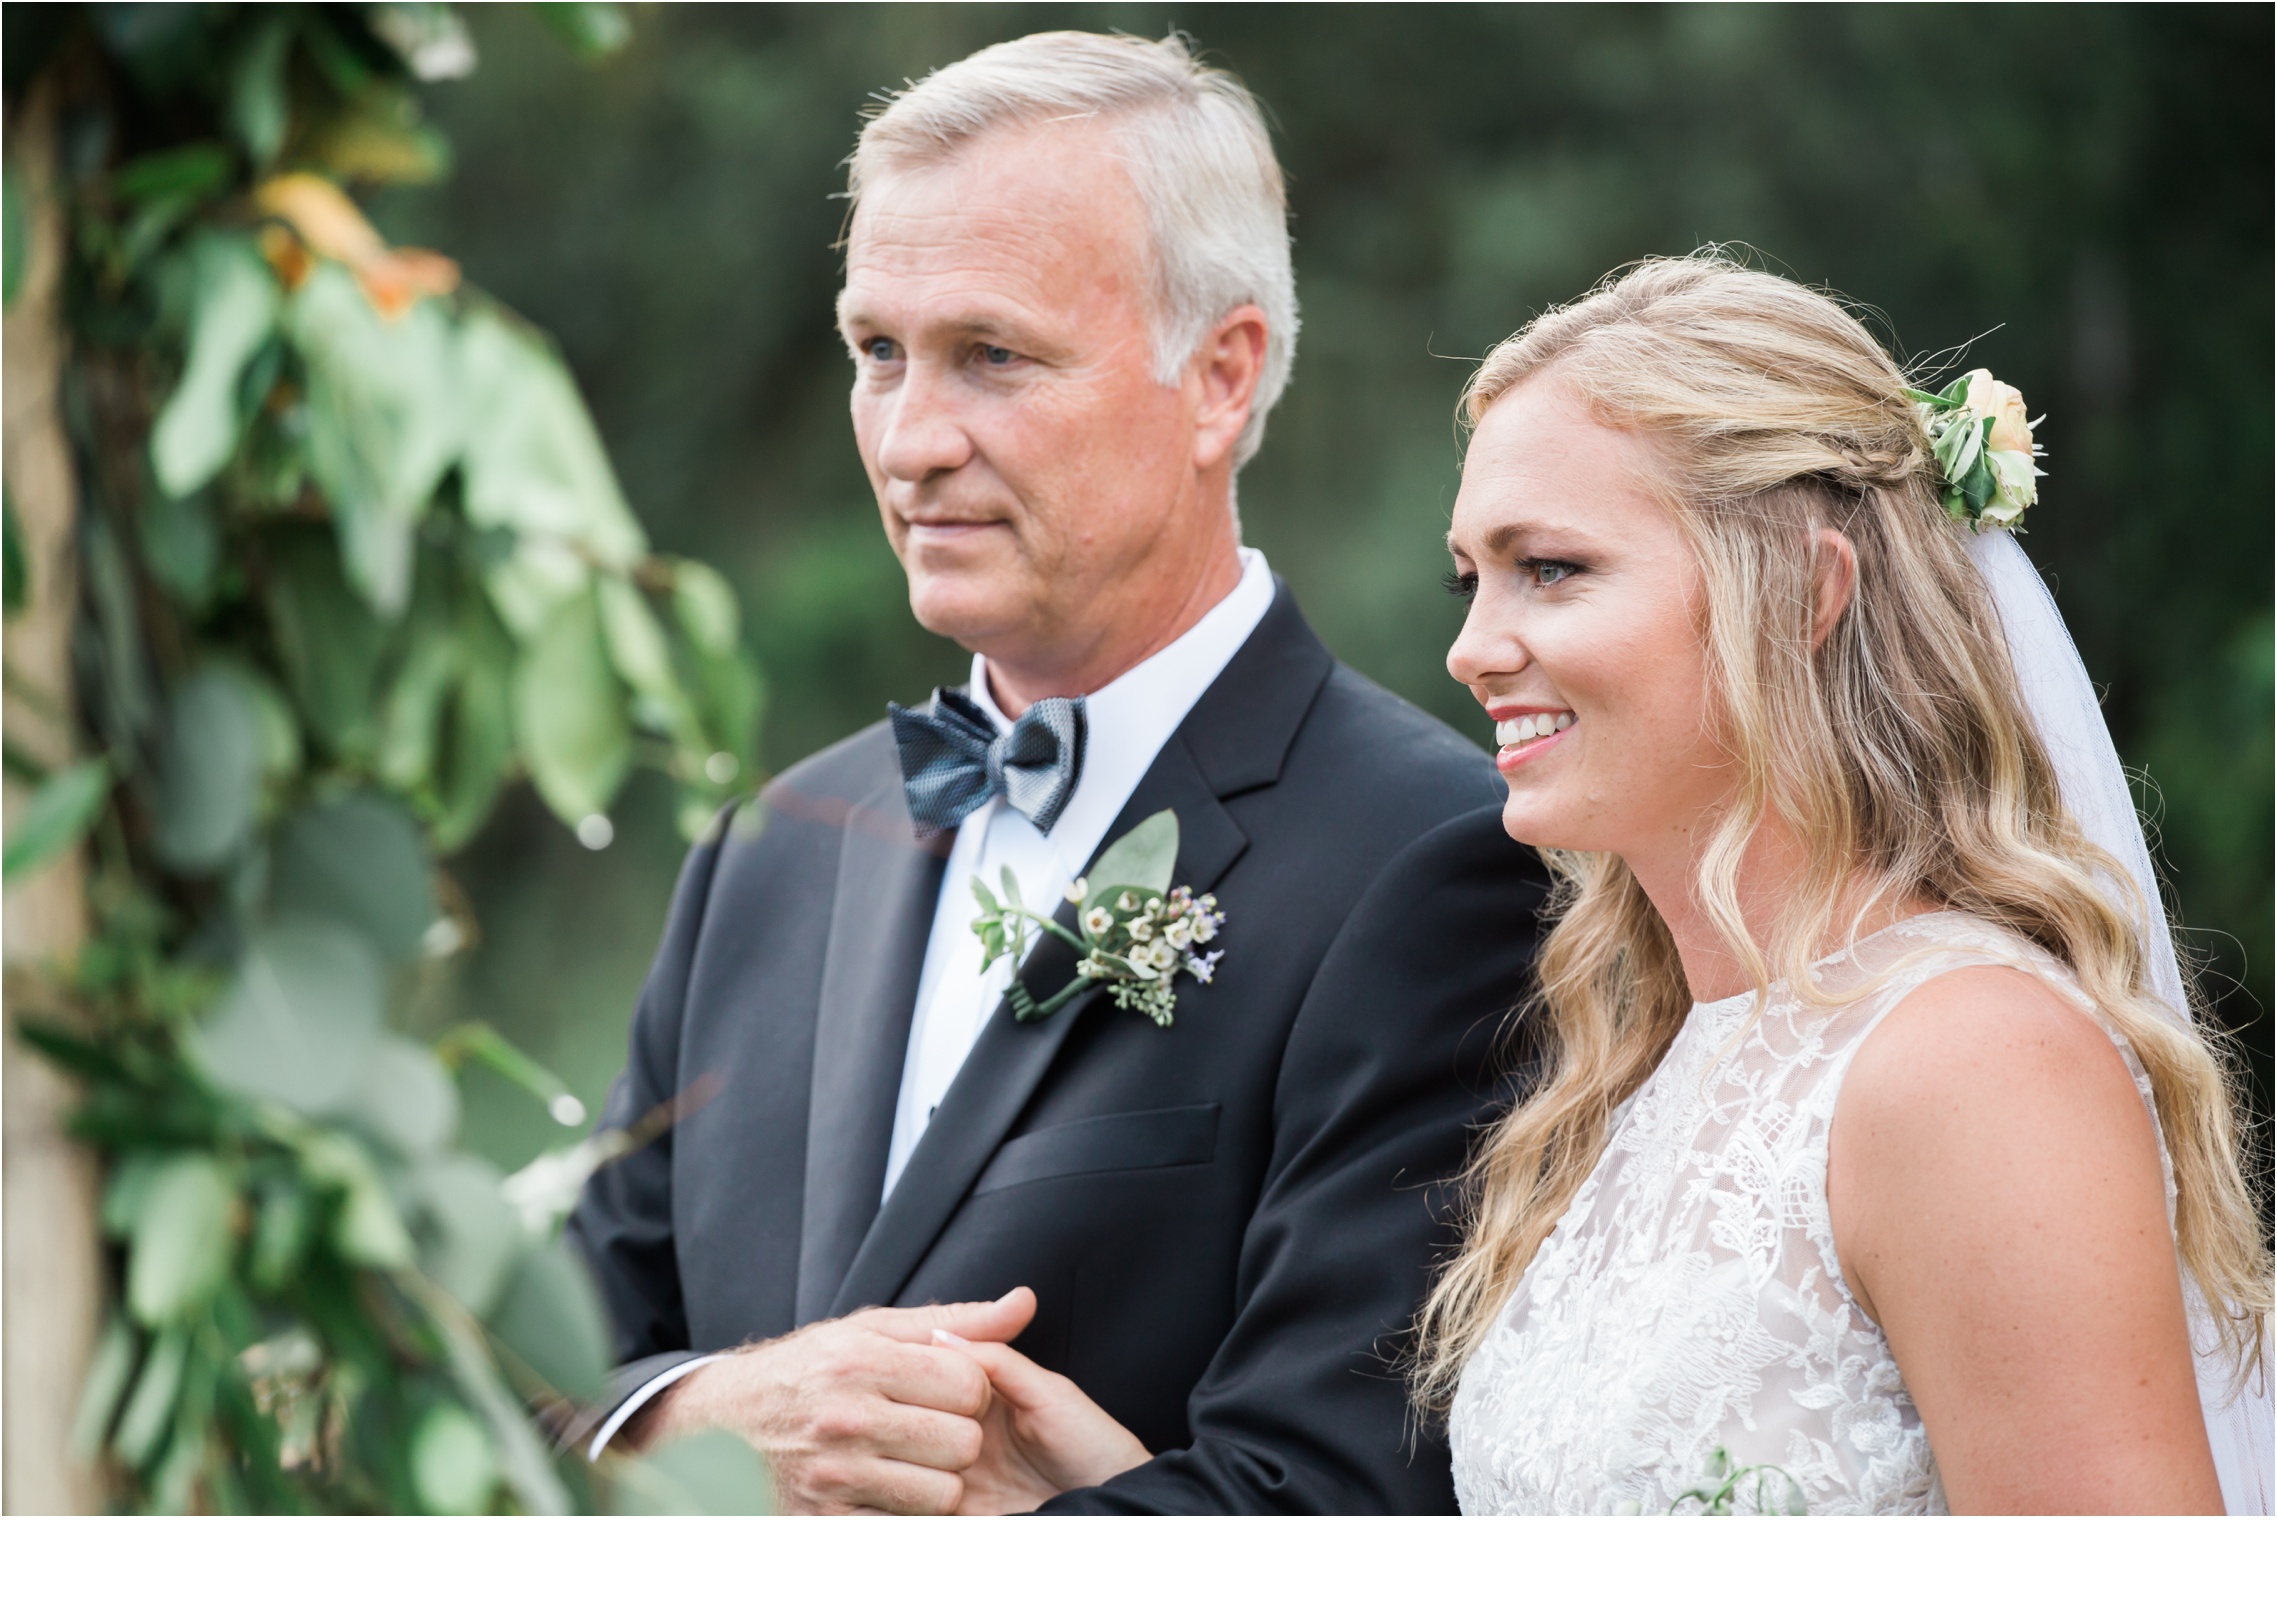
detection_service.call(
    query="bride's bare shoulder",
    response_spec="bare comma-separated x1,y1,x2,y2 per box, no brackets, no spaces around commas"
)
1837,962,2147,1144
1829,961,2168,1312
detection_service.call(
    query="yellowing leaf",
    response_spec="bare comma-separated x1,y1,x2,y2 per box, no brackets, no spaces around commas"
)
255,173,386,264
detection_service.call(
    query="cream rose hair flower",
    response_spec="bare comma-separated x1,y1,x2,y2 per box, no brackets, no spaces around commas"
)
1906,367,2045,532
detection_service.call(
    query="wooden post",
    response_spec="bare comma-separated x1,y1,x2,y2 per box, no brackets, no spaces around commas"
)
2,75,104,1515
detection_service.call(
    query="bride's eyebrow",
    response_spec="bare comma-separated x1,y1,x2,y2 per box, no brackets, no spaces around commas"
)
1459,521,1596,560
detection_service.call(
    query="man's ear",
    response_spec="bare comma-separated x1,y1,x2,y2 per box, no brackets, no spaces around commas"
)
1189,304,1268,471
1811,525,1858,648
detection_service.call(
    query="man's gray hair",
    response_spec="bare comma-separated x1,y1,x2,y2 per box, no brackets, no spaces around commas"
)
849,31,1299,469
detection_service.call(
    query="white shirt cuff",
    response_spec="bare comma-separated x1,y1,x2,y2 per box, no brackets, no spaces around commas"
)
585,1353,722,1461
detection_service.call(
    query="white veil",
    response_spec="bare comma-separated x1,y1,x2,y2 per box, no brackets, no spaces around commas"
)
1972,527,2274,1514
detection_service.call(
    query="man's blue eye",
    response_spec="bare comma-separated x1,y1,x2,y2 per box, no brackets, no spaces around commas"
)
864,338,897,362
982,345,1015,365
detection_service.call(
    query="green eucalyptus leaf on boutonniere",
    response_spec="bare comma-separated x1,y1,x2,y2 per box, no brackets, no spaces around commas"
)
1083,809,1178,896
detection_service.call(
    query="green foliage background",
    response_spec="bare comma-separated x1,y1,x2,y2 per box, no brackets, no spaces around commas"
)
5,2,770,1513
391,4,2272,1179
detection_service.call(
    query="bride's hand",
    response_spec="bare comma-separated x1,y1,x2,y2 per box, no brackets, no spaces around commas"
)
931,1326,1151,1514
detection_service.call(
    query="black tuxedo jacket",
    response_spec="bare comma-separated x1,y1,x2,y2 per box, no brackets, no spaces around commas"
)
568,584,1549,1512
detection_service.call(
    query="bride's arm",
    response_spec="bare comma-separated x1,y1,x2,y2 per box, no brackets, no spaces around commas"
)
1828,964,2221,1514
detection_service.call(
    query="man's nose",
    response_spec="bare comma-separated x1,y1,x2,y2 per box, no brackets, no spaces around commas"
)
873,361,977,486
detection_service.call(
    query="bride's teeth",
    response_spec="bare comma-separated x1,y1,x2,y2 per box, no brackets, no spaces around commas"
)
1497,713,1576,747
1496,712,1575,747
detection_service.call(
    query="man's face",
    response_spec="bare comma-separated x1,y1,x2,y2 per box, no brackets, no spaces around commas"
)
838,123,1200,671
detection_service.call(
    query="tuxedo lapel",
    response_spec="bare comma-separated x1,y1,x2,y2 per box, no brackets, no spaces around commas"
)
827,735,1251,1315
794,779,948,1324
826,583,1335,1315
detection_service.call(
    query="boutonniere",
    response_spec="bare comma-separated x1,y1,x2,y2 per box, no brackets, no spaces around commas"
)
970,809,1225,1028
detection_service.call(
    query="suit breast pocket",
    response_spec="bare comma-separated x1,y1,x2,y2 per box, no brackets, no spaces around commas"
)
972,1103,1221,1195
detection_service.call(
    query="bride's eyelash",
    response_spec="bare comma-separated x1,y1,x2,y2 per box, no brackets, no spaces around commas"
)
1443,569,1478,598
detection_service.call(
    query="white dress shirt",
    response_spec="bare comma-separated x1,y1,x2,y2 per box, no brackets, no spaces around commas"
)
882,546,1275,1199
589,547,1274,1457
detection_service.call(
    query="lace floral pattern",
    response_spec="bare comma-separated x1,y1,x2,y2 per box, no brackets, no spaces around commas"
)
1450,913,2163,1515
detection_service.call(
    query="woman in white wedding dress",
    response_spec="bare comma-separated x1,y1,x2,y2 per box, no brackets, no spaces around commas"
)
1416,253,2271,1515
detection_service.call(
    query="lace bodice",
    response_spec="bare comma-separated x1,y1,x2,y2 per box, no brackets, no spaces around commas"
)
1450,913,2165,1515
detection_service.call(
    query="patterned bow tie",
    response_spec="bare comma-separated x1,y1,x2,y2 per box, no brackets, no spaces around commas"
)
888,687,1088,838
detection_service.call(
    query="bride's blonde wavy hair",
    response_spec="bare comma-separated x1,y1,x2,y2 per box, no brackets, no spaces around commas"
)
1411,250,2271,1412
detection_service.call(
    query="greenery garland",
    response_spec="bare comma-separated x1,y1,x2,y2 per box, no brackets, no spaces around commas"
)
3,4,766,1513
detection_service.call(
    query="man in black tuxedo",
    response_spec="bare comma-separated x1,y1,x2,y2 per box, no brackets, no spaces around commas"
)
568,31,1546,1514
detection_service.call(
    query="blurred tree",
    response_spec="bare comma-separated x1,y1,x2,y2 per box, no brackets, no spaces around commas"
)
1,3,768,1513
395,2,2270,1197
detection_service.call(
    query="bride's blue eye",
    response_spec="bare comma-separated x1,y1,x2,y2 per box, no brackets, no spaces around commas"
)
1532,559,1579,586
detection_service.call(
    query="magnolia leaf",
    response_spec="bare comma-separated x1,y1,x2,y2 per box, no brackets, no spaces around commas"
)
127,1154,237,1324
672,561,741,657
137,490,220,605
266,535,387,760
1082,809,1180,899
242,663,304,783
339,1183,417,1268
345,1036,459,1156
483,533,588,642
102,1154,166,1236
433,1306,572,1516
152,234,280,497
432,603,515,850
411,1403,499,1514
227,18,293,166
513,587,631,824
458,309,646,565
248,1179,313,1292
596,573,680,702
378,620,462,791
186,918,385,1113
611,1430,774,1516
486,1239,611,1404
270,791,438,960
150,668,267,873
112,1327,188,1469
3,758,111,885
302,1132,417,1269
412,1153,519,1315
71,1317,139,1461
287,263,460,615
